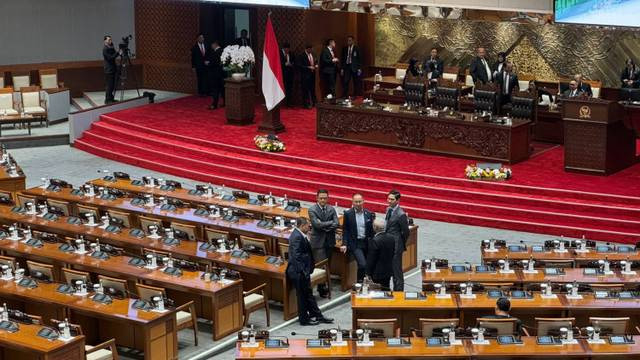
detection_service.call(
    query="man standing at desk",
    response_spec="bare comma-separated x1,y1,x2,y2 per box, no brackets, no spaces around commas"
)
286,217,334,326
309,189,339,298
366,220,395,291
385,190,409,291
341,193,375,283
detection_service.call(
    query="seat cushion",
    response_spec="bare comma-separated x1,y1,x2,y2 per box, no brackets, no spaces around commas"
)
23,106,45,114
85,346,113,360
310,268,326,282
40,74,58,89
0,94,13,110
1,109,18,116
244,293,264,309
176,310,192,326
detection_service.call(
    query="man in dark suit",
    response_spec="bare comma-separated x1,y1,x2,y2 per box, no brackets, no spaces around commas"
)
423,47,444,80
341,193,375,283
470,47,493,85
207,40,224,109
297,44,317,109
384,190,410,291
496,62,519,107
191,34,209,96
574,74,593,97
286,217,334,326
236,29,251,47
340,35,362,98
320,39,339,97
308,189,339,298
562,80,583,98
281,43,295,107
621,59,639,88
366,222,396,291
103,35,121,104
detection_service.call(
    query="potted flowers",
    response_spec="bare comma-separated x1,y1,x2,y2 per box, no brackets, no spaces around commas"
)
254,134,286,152
465,164,512,181
221,45,255,80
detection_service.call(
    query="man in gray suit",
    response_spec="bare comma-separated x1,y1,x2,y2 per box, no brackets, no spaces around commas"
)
308,189,339,298
384,190,410,291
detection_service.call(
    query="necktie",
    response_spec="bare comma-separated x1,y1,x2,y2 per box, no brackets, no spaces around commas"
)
308,53,313,66
482,59,491,81
200,44,204,56
385,208,393,221
504,73,509,95
347,46,352,64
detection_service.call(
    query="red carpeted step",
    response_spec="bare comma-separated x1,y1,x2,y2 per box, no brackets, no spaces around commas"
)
74,138,640,244
85,122,640,223
77,131,640,235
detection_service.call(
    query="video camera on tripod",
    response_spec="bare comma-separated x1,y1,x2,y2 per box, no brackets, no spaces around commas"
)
115,34,140,100
119,35,132,54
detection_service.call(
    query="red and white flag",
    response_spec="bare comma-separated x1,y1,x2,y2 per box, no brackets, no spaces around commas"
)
261,16,285,111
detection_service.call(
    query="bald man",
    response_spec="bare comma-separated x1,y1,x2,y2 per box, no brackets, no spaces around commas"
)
574,74,592,97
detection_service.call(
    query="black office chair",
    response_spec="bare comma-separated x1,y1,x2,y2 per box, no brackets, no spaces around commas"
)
473,83,498,113
434,79,460,110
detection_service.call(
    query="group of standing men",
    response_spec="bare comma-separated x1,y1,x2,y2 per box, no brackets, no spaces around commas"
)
286,190,410,326
281,36,363,109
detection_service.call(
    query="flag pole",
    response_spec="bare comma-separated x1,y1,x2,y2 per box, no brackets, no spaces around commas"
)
259,10,285,134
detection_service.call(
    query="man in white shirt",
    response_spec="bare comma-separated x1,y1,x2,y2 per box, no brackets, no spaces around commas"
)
470,47,493,85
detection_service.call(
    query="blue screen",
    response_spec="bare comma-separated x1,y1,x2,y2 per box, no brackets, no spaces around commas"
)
555,0,640,27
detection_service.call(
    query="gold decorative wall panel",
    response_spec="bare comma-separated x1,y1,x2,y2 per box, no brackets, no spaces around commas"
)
376,15,640,87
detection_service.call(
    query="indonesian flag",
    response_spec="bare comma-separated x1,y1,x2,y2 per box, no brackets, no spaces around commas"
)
261,16,285,111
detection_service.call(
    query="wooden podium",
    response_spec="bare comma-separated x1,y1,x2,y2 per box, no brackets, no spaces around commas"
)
224,78,255,125
562,98,636,175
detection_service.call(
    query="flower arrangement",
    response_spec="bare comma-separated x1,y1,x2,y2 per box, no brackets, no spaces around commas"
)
221,45,255,74
254,134,286,152
465,164,512,181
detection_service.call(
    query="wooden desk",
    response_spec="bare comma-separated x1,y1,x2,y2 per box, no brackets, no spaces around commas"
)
0,164,25,194
422,268,520,286
0,237,243,340
564,294,640,329
535,105,563,143
469,336,585,359
0,280,177,360
587,339,640,359
0,322,84,360
481,248,640,264
317,102,531,164
351,292,457,334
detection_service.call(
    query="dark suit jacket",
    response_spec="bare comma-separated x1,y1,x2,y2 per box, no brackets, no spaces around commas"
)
281,50,295,76
103,45,118,74
308,204,339,250
496,72,519,96
384,206,410,251
621,67,640,87
286,228,315,280
206,47,224,79
342,208,375,252
470,57,492,84
236,37,251,47
366,232,396,280
562,89,584,98
340,45,362,73
320,47,338,75
423,58,444,78
297,52,316,81
191,43,207,69
577,82,593,97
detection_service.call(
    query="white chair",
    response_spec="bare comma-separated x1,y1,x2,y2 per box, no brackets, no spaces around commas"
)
0,76,4,88
395,68,407,81
0,88,18,116
20,86,47,125
592,87,601,98
518,80,530,91
39,69,61,90
465,74,475,87
12,73,30,92
442,73,458,81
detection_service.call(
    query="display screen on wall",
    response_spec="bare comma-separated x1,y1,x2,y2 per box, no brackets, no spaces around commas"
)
555,0,640,27
201,0,309,8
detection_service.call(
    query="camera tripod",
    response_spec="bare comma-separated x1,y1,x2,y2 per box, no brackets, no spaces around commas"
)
115,49,140,102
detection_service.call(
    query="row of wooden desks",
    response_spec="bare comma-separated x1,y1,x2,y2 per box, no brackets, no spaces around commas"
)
422,268,640,286
0,236,243,340
481,248,640,263
0,162,25,194
236,337,640,359
0,321,85,360
0,278,176,360
352,292,640,334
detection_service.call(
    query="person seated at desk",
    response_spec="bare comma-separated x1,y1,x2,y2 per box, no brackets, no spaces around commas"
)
562,80,583,98
574,74,592,97
484,297,523,334
527,80,554,104
621,59,639,88
402,58,420,89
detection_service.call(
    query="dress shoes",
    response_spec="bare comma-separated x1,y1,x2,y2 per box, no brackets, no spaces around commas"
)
300,319,319,326
316,317,334,324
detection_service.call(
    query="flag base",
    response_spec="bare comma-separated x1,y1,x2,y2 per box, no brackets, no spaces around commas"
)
258,104,285,134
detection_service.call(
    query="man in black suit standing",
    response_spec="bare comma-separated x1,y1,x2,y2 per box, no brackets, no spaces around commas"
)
470,47,493,85
207,40,224,110
236,29,251,47
366,221,396,291
574,74,593,97
496,62,519,107
297,44,317,109
384,190,410,291
103,35,121,104
341,193,375,283
286,217,334,326
423,47,444,80
191,34,209,97
340,35,362,98
308,189,339,298
320,39,339,97
281,43,295,107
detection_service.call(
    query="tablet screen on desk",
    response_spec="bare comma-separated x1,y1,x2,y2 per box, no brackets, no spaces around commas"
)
497,335,520,344
427,337,444,346
475,265,494,273
508,245,525,252
451,265,467,273
510,290,529,299
596,246,611,252
487,290,503,298
532,245,544,252
617,246,634,253
618,291,635,299
537,336,556,345
594,291,610,299
306,339,329,348
544,268,561,275
583,268,597,275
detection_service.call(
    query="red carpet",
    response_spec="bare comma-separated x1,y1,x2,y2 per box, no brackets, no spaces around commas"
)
75,96,640,244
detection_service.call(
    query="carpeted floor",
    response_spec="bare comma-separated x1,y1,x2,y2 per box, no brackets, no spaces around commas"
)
75,96,640,243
